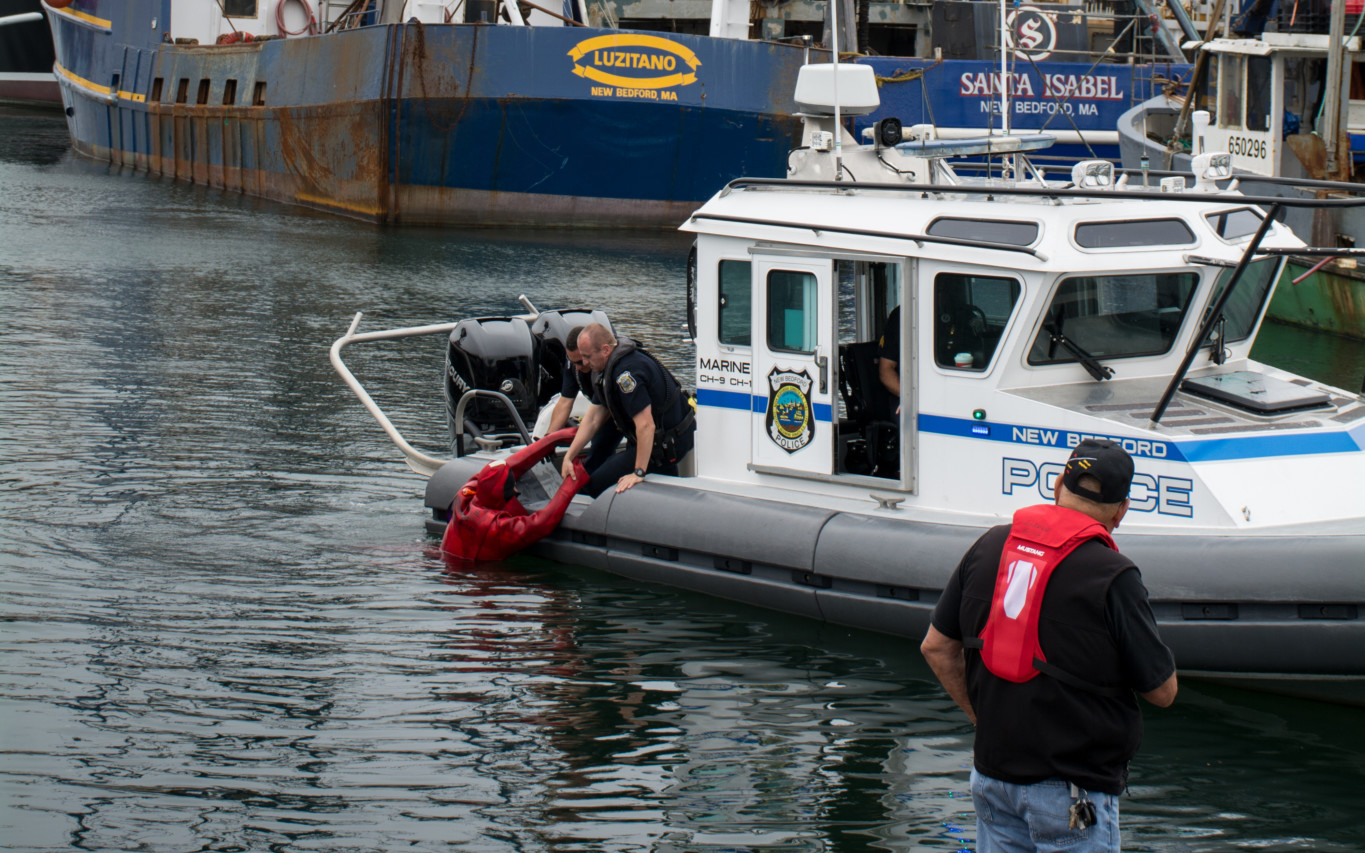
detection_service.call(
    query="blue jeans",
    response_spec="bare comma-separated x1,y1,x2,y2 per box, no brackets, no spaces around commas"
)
970,769,1121,852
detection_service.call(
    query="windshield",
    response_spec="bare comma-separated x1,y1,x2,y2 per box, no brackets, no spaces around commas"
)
1204,257,1280,343
1028,272,1200,365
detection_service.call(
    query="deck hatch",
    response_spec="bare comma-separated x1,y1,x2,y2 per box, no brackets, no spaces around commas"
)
1180,371,1331,414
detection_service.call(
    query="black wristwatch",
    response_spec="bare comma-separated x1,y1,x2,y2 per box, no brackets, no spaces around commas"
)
633,468,647,478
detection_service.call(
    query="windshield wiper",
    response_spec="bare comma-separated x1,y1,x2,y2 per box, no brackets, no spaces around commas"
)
1149,202,1282,426
1045,311,1114,381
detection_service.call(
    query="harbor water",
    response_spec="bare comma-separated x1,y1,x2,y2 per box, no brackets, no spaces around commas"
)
2,105,1364,853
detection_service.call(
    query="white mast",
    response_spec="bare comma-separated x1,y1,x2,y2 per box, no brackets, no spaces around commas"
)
999,0,1010,135
832,0,844,181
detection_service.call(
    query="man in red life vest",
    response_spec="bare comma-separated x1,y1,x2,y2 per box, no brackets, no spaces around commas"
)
441,428,587,563
921,439,1178,852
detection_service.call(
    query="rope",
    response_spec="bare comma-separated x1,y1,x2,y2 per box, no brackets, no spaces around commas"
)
276,0,318,37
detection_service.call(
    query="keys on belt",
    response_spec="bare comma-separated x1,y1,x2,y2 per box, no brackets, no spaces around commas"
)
1068,782,1097,831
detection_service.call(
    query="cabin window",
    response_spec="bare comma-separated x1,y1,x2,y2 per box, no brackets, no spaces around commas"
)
1074,218,1195,249
252,82,267,106
1205,207,1263,241
766,270,817,354
1028,272,1200,365
223,0,258,15
1246,57,1271,132
927,217,1039,246
1204,257,1279,344
718,260,752,346
197,79,210,105
175,78,189,104
150,78,163,102
1219,53,1245,128
934,273,1021,370
223,79,237,106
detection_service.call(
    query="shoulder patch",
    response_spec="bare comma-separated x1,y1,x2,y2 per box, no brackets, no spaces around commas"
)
616,371,637,393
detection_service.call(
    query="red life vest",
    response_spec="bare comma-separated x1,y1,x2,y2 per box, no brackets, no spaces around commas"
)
977,504,1116,683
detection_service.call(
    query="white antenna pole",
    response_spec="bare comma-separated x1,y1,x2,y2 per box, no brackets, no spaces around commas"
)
999,0,1010,136
832,0,844,181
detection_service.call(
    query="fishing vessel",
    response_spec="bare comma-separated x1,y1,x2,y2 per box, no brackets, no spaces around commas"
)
42,0,819,228
1116,1,1365,337
43,0,1193,228
334,62,1365,705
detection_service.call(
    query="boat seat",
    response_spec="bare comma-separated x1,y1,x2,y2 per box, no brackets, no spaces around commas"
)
837,341,899,478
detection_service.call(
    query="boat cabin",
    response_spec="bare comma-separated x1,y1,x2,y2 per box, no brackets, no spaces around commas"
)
1187,33,1365,182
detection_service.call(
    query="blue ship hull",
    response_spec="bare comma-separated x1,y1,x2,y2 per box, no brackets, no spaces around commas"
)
45,0,812,227
43,0,1189,226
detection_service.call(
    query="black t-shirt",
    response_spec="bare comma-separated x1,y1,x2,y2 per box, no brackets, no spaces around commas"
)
931,522,1176,794
560,357,590,399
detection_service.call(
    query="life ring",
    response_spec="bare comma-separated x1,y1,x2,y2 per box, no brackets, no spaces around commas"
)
275,0,317,36
45,0,75,8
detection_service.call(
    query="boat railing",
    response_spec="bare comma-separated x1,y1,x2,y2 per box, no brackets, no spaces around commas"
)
1123,167,1365,197
450,390,534,457
330,312,456,478
720,176,1365,210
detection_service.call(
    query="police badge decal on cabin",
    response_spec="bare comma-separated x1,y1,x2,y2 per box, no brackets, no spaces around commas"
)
765,367,814,453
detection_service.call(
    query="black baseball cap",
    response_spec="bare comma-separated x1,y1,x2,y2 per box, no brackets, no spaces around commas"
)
1061,439,1134,503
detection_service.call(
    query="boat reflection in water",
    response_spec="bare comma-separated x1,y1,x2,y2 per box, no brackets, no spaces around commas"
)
431,550,981,848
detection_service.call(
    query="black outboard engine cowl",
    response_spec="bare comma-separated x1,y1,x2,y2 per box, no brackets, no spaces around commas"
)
530,309,612,406
444,317,539,452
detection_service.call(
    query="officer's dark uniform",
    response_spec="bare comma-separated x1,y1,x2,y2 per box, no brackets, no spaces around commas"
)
584,336,695,497
876,305,901,421
877,305,900,368
560,356,622,474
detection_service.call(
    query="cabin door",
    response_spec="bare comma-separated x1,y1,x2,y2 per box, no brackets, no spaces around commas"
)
749,253,836,477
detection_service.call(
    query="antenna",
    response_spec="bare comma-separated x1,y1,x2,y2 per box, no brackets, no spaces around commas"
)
831,0,844,181
999,0,1010,136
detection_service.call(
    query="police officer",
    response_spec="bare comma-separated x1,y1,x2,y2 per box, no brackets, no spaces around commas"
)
546,325,593,433
547,325,623,473
560,322,694,497
877,304,901,410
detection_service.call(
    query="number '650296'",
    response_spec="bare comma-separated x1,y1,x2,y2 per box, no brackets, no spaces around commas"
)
1229,136,1266,158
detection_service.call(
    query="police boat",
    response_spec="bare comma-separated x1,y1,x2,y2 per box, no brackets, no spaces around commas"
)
332,63,1365,706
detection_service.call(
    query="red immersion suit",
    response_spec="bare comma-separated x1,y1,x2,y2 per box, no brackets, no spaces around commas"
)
441,427,587,562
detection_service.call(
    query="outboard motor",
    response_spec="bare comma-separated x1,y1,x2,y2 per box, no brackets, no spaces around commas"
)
444,317,539,453
530,309,612,406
